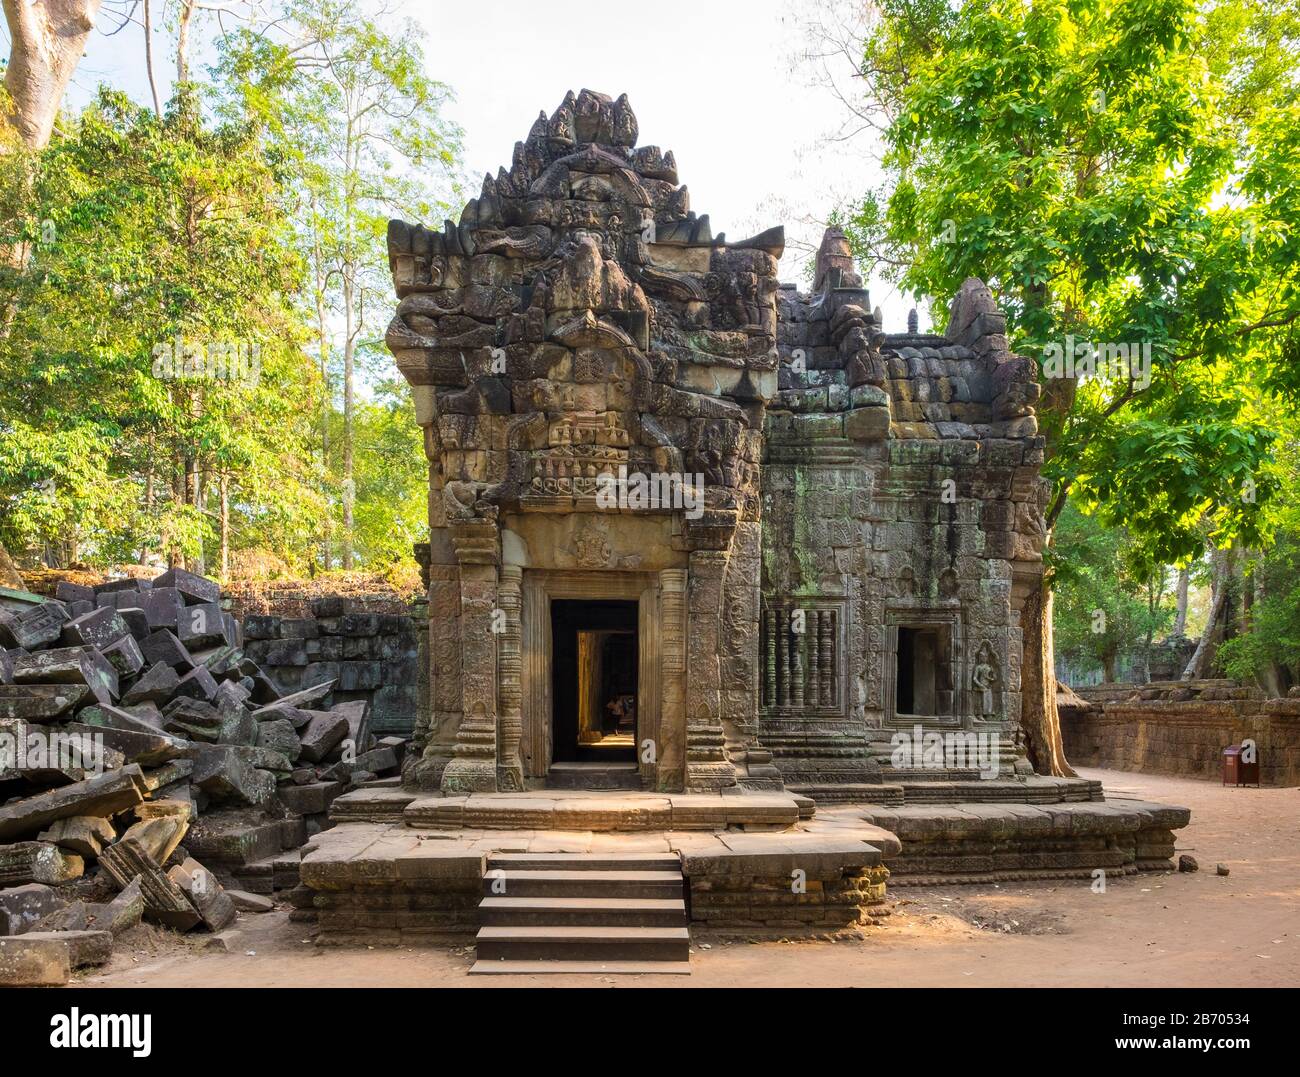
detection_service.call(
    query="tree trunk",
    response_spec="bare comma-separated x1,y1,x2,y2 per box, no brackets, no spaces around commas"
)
341,266,355,570
1172,564,1190,635
142,0,162,115
0,539,25,589
219,472,229,580
1182,546,1233,679
176,0,196,85
1020,582,1077,778
2,0,103,149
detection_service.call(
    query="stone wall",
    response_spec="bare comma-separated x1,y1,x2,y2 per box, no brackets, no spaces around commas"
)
1062,680,1300,786
241,597,421,737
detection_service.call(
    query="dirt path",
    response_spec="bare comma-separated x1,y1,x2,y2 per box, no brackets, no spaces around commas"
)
80,769,1299,988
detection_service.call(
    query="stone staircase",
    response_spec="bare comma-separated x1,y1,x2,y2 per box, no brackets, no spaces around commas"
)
468,852,691,974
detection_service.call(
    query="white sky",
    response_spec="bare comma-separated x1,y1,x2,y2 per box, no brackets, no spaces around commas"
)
51,0,924,330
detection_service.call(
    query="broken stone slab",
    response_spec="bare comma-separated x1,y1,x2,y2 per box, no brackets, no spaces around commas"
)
101,634,145,677
0,842,85,886
168,857,236,932
137,759,194,794
0,932,71,984
64,720,187,768
190,744,276,806
226,889,274,913
98,835,200,930
94,577,151,596
252,702,312,730
112,814,189,865
0,883,66,935
60,606,130,650
154,567,220,606
0,602,69,651
116,607,151,640
0,763,146,841
297,710,350,763
85,876,144,935
0,716,124,782
38,815,116,859
0,683,89,721
322,746,398,783
121,661,181,706
162,697,222,742
185,812,286,866
10,646,119,705
0,930,112,983
131,586,185,630
330,699,371,753
0,648,10,685
253,679,335,716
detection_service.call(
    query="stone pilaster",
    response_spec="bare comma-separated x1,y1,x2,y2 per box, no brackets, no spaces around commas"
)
685,551,738,791
495,565,525,792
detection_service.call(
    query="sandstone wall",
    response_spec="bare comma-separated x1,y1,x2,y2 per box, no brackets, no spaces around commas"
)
1062,681,1300,786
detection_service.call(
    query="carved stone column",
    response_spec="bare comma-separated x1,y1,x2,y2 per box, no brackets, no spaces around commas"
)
685,551,738,791
441,522,500,793
658,569,688,791
496,565,525,791
406,562,461,791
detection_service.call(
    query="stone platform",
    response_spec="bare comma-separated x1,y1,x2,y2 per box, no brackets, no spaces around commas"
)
299,785,1191,946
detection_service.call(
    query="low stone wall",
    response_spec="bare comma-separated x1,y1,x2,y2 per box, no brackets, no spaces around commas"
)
1062,681,1300,786
241,597,419,737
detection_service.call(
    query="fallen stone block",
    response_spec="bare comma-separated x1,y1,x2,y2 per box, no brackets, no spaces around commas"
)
60,606,130,650
0,602,69,651
168,857,236,932
116,607,151,640
38,815,116,859
186,813,285,866
121,661,181,706
173,664,219,702
95,577,150,596
10,646,119,705
177,602,227,650
139,628,196,673
0,649,10,685
98,836,200,931
191,744,275,806
276,781,344,816
0,683,89,721
0,883,66,935
137,759,194,793
31,899,89,932
133,586,185,630
113,813,189,865
0,763,145,841
162,697,222,742
101,634,145,677
255,718,301,762
154,567,220,606
0,842,84,885
0,932,71,984
298,711,349,764
86,876,144,935
64,720,187,767
55,582,95,606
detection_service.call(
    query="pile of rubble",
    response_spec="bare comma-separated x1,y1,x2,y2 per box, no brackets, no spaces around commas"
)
0,569,404,985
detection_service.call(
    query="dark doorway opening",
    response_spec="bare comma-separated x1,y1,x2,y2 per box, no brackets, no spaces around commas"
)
895,625,952,716
551,599,638,764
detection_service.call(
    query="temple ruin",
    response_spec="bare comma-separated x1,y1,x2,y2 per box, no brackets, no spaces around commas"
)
385,88,1049,798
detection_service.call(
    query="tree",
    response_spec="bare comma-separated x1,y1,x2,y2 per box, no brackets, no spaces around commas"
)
217,0,461,569
0,88,324,574
831,0,1299,773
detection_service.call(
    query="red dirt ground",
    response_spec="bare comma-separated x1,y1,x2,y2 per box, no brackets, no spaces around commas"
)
80,768,1298,988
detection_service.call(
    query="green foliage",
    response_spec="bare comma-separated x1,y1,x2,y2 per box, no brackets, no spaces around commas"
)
1052,502,1174,677
843,0,1300,565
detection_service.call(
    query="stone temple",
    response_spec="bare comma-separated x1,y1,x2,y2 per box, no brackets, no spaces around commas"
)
385,88,1047,798
301,91,1188,962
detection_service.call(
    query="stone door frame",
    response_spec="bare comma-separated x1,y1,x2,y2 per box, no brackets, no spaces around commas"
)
520,569,682,789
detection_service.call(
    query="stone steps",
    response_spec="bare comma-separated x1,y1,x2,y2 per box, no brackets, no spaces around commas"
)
545,762,641,791
471,854,690,974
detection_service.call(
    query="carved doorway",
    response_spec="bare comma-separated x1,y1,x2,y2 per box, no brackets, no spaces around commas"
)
551,599,639,765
